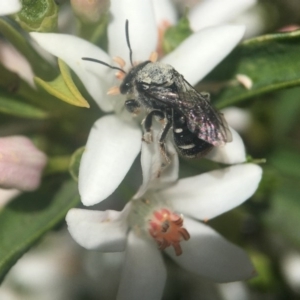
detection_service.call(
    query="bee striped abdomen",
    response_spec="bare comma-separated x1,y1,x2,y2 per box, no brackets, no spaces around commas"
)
172,110,213,158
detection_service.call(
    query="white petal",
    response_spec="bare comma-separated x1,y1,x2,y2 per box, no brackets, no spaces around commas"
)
152,0,178,27
165,218,255,282
218,282,249,300
84,251,124,298
117,231,166,300
134,123,179,199
189,0,256,32
281,251,300,293
233,5,265,39
205,128,246,164
0,1,21,15
108,0,158,64
158,164,262,220
30,32,114,111
161,25,245,86
79,115,142,206
66,204,131,251
221,107,252,133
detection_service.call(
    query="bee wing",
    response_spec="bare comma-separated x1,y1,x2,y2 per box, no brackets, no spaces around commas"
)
140,76,232,147
176,79,232,146
141,84,179,106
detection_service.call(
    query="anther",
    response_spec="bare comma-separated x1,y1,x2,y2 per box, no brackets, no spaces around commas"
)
148,209,190,256
116,71,125,80
107,86,120,95
113,56,126,68
149,51,158,62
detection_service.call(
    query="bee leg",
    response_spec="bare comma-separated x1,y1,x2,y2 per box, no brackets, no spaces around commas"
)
159,120,172,166
125,99,141,114
142,110,165,143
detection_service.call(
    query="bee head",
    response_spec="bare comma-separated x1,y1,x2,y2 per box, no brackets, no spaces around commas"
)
120,61,150,94
81,20,154,96
119,70,134,94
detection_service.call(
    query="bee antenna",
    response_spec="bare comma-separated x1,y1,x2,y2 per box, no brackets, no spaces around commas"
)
125,20,133,67
82,57,126,73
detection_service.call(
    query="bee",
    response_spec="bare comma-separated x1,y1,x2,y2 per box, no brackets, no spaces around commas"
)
82,20,232,161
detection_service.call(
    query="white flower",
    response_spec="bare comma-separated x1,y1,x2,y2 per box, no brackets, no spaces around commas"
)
0,1,21,16
152,0,178,28
30,0,245,206
66,161,262,299
66,104,261,299
188,0,256,32
187,0,267,39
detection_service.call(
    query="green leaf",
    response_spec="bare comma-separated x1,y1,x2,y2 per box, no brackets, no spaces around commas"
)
0,92,49,119
204,31,300,108
69,147,85,181
263,182,300,247
35,59,90,108
272,87,300,138
0,63,86,117
248,250,276,291
0,179,80,283
163,14,192,54
269,148,300,178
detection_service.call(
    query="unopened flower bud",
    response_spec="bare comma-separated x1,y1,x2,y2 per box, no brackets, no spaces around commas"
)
71,0,110,23
0,136,47,191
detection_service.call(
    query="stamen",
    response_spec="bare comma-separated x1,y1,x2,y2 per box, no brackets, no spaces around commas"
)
116,71,125,80
113,56,126,68
148,208,190,256
179,228,190,240
157,20,171,57
107,86,120,95
172,242,182,256
149,51,158,63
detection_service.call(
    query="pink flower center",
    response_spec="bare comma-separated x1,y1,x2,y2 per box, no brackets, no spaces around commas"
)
148,208,190,256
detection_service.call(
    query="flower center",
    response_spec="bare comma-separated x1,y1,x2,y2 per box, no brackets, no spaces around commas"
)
148,208,190,256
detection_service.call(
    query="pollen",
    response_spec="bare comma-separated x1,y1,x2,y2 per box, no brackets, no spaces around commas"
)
107,86,120,95
148,208,190,256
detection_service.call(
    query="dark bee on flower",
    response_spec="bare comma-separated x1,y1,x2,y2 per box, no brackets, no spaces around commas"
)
82,20,232,161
